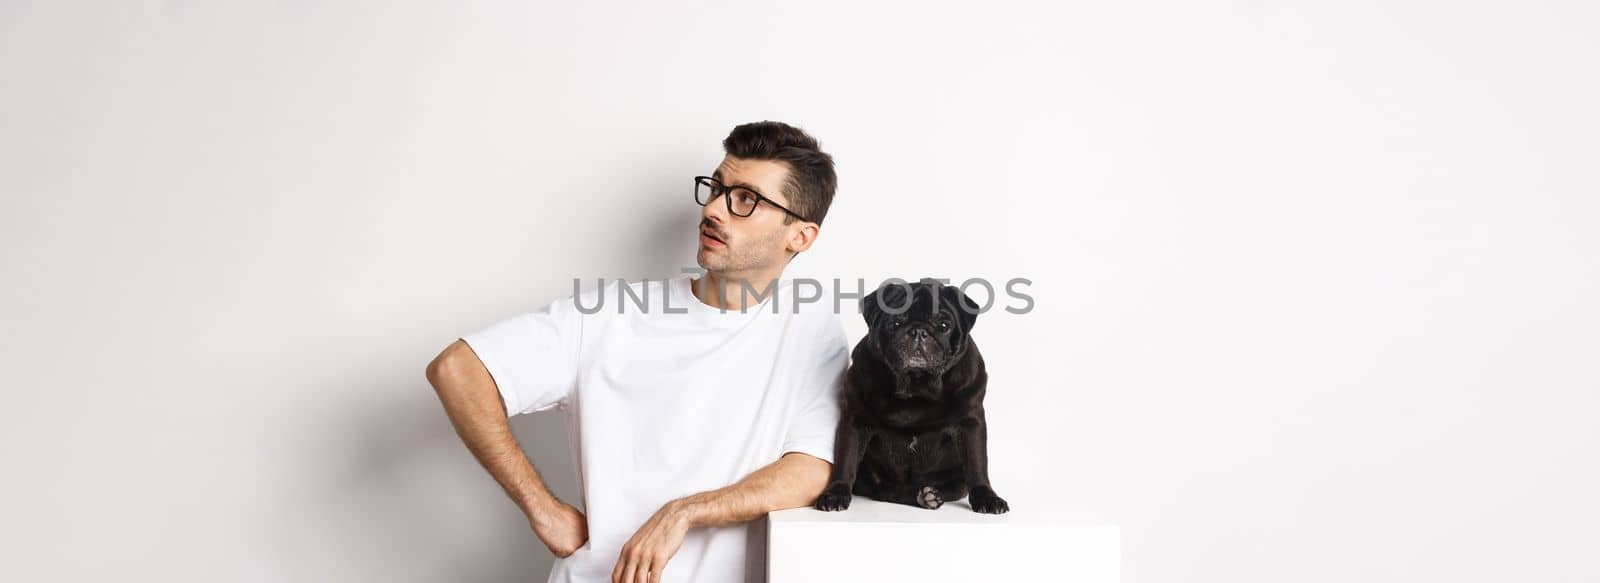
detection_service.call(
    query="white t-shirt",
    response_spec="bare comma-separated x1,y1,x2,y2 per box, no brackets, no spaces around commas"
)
460,274,849,583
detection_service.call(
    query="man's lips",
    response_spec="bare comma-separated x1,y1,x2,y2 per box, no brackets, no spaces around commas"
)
700,230,726,247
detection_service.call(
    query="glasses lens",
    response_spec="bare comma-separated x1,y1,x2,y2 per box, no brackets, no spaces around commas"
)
728,187,758,216
695,178,716,206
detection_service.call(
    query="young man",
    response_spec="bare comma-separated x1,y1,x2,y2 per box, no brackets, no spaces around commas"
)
425,121,845,583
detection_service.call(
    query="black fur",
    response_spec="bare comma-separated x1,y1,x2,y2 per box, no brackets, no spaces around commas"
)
814,279,1009,514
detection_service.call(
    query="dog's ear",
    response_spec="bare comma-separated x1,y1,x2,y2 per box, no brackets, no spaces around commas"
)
940,285,981,354
863,281,912,328
861,288,882,327
941,285,980,334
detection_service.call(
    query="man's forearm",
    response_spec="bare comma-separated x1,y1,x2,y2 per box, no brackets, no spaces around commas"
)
443,397,555,518
427,340,558,520
671,452,831,528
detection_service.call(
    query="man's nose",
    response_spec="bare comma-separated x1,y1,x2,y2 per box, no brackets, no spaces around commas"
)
701,192,731,223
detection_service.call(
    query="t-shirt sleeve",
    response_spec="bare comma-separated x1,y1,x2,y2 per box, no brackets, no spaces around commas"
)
459,295,583,417
781,316,850,465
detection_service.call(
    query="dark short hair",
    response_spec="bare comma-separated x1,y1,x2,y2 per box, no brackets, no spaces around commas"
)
721,121,838,226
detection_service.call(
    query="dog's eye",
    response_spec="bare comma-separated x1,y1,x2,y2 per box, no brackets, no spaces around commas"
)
937,321,950,331
892,317,905,328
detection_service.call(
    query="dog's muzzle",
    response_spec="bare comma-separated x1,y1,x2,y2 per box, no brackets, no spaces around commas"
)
893,327,946,372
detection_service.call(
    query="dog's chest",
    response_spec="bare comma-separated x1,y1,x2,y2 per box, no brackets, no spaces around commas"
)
871,425,963,468
876,398,947,428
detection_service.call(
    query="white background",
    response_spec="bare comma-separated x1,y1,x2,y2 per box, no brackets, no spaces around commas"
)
3,1,1596,581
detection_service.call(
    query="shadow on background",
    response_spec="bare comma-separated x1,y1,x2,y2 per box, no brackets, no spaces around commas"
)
295,192,700,581
281,374,582,582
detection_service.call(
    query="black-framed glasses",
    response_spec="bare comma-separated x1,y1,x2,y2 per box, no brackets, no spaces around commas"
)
694,176,811,222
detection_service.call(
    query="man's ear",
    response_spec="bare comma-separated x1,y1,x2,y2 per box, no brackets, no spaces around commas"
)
786,222,819,254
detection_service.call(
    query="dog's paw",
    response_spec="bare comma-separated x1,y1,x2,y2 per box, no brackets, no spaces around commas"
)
968,486,1009,514
917,486,944,509
814,484,853,511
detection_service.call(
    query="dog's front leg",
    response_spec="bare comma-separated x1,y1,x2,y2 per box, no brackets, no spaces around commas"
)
814,414,868,511
960,407,1010,514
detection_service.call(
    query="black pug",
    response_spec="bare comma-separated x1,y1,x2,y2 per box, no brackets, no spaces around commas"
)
814,279,1010,514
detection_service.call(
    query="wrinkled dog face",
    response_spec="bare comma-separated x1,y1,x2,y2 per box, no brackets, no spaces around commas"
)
862,281,980,380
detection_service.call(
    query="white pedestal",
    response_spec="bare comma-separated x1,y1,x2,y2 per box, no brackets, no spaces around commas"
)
767,496,1119,582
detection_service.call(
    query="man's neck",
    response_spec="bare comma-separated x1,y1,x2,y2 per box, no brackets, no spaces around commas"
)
692,268,785,311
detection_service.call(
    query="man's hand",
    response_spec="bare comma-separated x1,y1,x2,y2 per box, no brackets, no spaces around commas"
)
531,498,590,558
609,452,830,582
611,500,692,583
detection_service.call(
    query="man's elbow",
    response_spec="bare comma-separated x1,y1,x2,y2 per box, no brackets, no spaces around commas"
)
425,340,469,390
782,452,834,494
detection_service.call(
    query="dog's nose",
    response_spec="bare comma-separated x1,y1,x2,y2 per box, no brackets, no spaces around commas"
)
910,328,929,341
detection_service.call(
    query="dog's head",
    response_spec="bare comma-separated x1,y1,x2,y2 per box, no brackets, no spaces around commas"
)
861,279,981,393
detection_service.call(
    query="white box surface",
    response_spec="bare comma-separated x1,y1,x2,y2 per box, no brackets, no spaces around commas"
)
767,495,1119,582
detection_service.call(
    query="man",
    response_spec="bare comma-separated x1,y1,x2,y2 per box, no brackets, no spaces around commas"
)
425,121,846,583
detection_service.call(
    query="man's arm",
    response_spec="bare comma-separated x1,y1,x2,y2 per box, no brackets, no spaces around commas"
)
675,451,832,526
425,339,589,557
610,452,832,582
